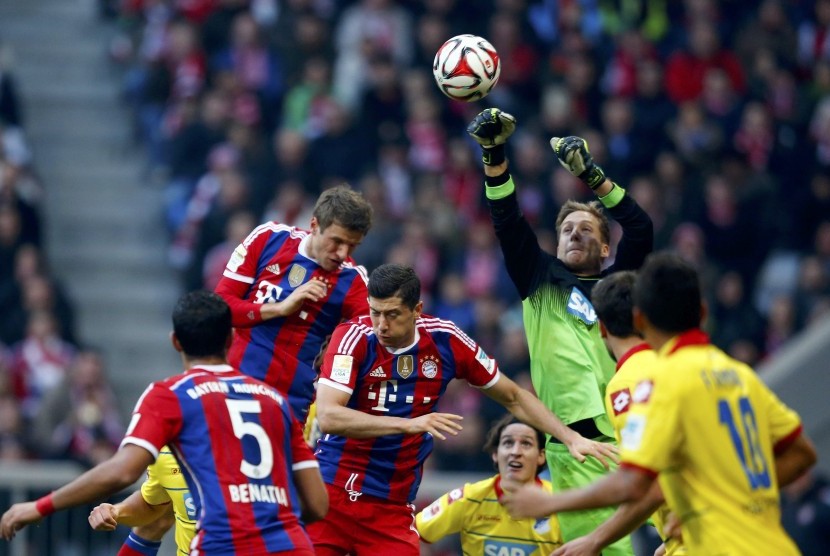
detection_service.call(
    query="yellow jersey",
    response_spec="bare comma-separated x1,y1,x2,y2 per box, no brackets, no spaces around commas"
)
620,331,803,556
141,448,197,555
605,343,685,556
415,475,562,556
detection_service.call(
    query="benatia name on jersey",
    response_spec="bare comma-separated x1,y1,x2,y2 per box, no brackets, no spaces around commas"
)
185,380,284,405
228,483,289,506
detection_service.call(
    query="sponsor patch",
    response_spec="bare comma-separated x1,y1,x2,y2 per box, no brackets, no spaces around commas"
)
397,355,414,379
483,540,536,556
621,413,646,451
610,388,632,416
475,347,496,374
288,264,307,287
447,487,464,504
227,244,247,272
421,355,438,379
632,379,654,404
330,355,353,384
566,287,597,324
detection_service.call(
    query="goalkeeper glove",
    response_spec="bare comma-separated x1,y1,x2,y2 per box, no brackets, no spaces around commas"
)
466,108,516,166
550,136,607,190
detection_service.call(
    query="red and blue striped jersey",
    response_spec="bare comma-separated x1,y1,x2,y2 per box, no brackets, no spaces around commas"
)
316,315,501,503
122,364,317,556
215,223,369,424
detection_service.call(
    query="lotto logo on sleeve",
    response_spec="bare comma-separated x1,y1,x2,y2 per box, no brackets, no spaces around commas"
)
610,388,632,416
447,487,464,504
420,500,442,522
330,355,353,384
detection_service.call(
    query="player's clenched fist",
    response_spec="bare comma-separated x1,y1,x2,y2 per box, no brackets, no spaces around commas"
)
466,108,516,166
550,135,607,190
88,503,119,531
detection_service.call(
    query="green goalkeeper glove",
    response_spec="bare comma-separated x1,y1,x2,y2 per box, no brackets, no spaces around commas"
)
466,108,516,165
550,136,607,190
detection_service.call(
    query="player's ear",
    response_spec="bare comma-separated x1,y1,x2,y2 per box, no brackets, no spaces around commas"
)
536,450,545,468
413,300,424,318
600,242,610,258
309,216,319,234
170,331,183,353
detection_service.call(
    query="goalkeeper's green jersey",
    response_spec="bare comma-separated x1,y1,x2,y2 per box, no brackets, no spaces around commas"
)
486,174,653,440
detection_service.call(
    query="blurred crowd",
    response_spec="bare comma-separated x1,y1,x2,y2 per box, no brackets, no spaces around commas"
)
98,0,830,470
0,43,125,468
2,0,830,534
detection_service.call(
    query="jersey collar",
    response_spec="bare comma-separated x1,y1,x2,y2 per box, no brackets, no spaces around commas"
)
661,329,710,356
615,342,651,372
298,234,315,263
188,363,235,373
384,329,421,355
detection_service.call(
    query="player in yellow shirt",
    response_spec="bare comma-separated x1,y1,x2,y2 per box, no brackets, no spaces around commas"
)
503,252,817,556
415,415,563,555
550,271,684,556
88,447,197,556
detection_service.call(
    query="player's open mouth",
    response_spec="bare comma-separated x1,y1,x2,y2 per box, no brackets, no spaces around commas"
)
507,461,523,469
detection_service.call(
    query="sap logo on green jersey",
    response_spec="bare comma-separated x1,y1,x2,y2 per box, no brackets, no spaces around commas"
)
566,288,597,324
484,541,536,556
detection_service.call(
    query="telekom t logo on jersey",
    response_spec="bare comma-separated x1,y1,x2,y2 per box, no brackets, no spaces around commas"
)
367,380,433,412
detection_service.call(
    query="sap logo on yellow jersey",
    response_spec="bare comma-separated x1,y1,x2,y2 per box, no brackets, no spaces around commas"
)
566,288,597,325
484,541,536,556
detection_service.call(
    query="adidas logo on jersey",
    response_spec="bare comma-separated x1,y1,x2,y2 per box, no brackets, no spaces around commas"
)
369,367,387,378
266,264,280,275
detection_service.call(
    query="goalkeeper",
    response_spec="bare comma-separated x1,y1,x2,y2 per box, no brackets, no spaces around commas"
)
466,108,653,555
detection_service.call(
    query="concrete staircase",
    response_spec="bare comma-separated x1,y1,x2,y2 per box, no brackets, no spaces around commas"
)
0,0,182,408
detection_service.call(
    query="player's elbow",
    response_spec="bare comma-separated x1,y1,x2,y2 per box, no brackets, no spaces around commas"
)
316,406,343,436
300,486,329,523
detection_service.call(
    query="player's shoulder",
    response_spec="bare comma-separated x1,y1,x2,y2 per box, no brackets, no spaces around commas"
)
462,476,499,501
418,315,476,347
331,316,375,347
243,221,305,245
338,259,369,283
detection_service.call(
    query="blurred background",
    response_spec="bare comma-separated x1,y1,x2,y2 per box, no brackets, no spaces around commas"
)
1,0,830,554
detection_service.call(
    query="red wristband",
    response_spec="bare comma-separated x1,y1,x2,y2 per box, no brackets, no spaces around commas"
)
35,493,55,517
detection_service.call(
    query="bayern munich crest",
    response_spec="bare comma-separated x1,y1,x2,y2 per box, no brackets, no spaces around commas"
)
421,355,439,379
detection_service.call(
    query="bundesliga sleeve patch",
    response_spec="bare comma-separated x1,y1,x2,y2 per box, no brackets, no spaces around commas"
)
632,379,654,404
475,347,496,374
227,244,247,272
621,413,646,451
330,355,354,384
420,500,442,521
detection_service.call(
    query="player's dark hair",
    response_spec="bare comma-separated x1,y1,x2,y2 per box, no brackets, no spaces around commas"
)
483,414,545,457
633,252,702,333
172,291,232,358
592,271,640,338
555,200,610,245
313,185,373,235
368,264,421,309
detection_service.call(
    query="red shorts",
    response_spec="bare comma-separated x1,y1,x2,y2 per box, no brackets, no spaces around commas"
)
306,483,420,555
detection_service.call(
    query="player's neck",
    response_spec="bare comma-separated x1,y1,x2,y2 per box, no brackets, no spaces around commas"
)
182,355,228,369
608,335,645,362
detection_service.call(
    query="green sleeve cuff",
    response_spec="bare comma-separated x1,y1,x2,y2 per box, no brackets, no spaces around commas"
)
485,176,516,200
598,183,625,208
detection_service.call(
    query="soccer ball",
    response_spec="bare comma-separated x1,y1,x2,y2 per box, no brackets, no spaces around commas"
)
432,34,500,102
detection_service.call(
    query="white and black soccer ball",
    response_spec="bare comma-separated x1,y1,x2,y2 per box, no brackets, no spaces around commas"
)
432,34,501,102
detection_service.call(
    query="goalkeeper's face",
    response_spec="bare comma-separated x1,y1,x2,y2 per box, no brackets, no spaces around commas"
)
557,211,610,275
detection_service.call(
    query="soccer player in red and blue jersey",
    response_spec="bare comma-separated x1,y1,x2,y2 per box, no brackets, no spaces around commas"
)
0,292,328,555
307,264,618,556
215,185,373,425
